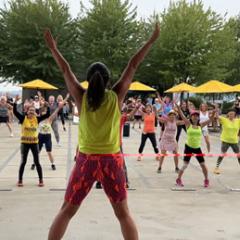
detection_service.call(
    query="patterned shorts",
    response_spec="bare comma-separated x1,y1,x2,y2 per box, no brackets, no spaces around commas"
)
65,153,127,205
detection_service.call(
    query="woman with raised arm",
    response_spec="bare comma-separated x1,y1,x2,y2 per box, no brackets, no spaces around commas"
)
157,110,184,173
137,104,159,161
31,94,69,171
44,23,160,240
13,96,50,187
175,104,216,188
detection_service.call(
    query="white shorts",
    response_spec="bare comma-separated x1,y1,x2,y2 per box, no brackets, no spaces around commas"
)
202,128,209,137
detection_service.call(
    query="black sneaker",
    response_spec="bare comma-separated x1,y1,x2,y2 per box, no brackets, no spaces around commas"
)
63,127,66,131
31,164,35,170
51,164,56,170
96,182,102,189
157,167,161,173
175,167,180,173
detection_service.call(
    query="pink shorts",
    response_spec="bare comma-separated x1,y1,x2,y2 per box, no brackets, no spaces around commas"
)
65,153,127,205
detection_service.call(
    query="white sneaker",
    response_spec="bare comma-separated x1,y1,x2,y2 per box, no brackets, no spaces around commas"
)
10,132,14,137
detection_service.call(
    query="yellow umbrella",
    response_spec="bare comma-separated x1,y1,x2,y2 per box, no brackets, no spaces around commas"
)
233,84,240,92
129,81,156,91
80,81,89,89
165,83,196,93
19,79,58,90
192,80,234,93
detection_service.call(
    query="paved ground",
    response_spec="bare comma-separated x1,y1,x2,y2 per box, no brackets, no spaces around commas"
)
0,120,240,240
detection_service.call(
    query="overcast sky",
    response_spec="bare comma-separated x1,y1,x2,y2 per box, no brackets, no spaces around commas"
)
0,0,239,18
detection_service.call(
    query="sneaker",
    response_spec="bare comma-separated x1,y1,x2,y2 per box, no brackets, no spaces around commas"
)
31,164,35,170
63,127,66,131
38,180,44,187
51,164,56,170
137,155,142,161
213,167,221,175
10,132,14,137
96,182,102,189
176,178,184,187
175,167,180,173
157,167,161,173
17,181,23,187
204,179,209,188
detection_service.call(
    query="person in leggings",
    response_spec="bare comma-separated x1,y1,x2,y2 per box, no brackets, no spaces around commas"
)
175,104,216,188
137,104,159,161
214,109,240,174
13,96,50,187
45,23,159,240
176,100,189,142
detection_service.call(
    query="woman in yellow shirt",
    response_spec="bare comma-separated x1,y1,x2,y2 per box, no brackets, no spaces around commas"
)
45,23,160,240
214,109,240,174
13,96,50,187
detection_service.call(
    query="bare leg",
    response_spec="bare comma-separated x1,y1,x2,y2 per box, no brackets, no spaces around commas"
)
173,151,179,168
48,201,80,240
158,150,166,169
204,135,210,153
200,163,208,180
111,199,138,240
6,122,13,134
47,152,54,164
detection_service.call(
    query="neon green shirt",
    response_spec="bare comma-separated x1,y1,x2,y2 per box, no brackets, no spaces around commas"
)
219,117,240,144
186,125,202,149
78,90,121,154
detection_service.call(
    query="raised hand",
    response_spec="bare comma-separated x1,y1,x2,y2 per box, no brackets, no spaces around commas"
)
44,29,57,50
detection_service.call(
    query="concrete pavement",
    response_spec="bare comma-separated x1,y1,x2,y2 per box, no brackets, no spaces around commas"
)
0,121,240,240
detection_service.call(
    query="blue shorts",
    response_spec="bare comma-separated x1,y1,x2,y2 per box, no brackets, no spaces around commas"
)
38,133,52,152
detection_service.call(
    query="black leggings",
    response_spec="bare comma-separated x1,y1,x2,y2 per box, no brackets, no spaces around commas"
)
19,144,43,181
138,133,159,154
176,125,186,142
58,111,65,126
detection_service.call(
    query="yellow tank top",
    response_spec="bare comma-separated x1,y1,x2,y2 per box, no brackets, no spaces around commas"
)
79,90,121,154
21,116,39,144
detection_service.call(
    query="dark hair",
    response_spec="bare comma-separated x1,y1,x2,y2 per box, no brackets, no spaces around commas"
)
227,109,236,114
86,62,110,111
190,118,200,126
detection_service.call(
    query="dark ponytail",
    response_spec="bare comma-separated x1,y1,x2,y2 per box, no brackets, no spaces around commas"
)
86,62,110,112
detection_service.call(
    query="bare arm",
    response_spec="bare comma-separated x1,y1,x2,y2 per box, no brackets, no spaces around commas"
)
44,30,84,112
200,110,216,128
112,23,160,106
175,104,190,128
48,94,70,123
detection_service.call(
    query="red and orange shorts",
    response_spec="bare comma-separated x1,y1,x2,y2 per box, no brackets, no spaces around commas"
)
65,152,127,205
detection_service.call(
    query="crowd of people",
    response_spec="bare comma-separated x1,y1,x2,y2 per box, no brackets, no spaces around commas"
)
1,23,240,240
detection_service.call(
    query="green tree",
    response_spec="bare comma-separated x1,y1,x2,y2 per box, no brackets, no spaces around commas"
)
0,0,80,87
77,0,143,83
138,0,236,91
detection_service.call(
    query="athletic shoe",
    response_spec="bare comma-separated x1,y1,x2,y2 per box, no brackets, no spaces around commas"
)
175,167,180,173
51,164,56,170
31,164,35,170
176,178,184,187
38,180,44,187
157,167,161,173
213,167,221,175
137,155,142,161
63,127,66,131
204,179,209,188
10,132,14,137
96,182,102,189
56,143,62,148
17,181,23,187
